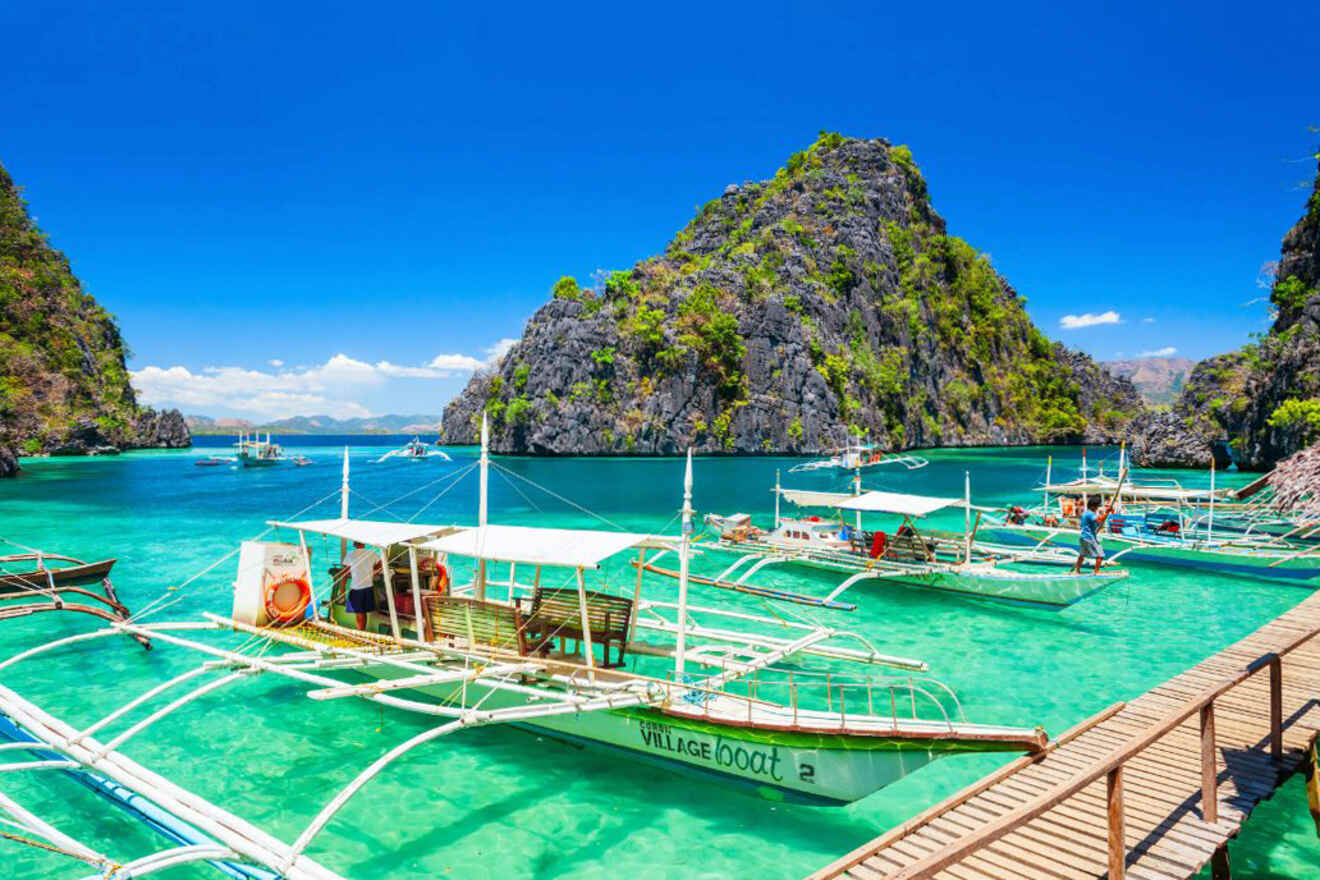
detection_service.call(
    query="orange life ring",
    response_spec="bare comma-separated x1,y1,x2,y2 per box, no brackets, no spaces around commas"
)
264,575,311,626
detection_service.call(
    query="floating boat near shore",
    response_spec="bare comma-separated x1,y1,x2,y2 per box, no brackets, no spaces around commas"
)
0,423,1052,880
984,453,1320,585
789,442,927,474
195,455,236,467
691,473,1126,608
233,432,285,467
372,437,451,464
0,549,149,646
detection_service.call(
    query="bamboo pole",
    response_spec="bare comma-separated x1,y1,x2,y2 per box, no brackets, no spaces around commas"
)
574,568,596,678
408,547,424,640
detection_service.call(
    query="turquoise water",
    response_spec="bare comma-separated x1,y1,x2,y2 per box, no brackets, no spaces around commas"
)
1,442,1317,879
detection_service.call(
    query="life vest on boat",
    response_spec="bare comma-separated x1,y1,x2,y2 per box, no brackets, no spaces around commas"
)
263,575,311,626
1156,520,1180,535
869,531,887,558
808,516,821,522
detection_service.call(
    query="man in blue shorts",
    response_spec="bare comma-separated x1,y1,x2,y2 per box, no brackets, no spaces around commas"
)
344,540,379,629
1070,496,1112,575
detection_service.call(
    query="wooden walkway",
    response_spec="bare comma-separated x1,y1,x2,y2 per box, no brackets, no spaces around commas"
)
808,590,1320,880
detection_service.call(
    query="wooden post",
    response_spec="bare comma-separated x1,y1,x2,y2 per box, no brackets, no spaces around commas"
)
407,547,424,641
1211,844,1231,880
378,547,401,640
1270,655,1283,765
1201,702,1218,824
574,568,596,679
1306,739,1320,837
1107,765,1125,880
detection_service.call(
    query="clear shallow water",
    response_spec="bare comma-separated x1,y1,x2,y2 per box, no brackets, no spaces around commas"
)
0,441,1317,879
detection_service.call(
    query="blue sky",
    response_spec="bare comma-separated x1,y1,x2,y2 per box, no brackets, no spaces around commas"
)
3,1,1317,419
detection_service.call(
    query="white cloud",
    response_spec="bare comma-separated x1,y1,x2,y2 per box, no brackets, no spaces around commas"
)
267,358,284,367
427,353,487,372
1140,346,1178,357
484,338,518,364
133,346,506,420
1141,317,1156,324
1059,311,1122,330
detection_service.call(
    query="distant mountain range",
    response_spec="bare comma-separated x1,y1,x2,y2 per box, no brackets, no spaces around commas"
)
1102,357,1197,406
186,414,440,435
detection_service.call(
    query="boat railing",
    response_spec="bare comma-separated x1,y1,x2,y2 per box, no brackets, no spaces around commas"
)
663,668,966,732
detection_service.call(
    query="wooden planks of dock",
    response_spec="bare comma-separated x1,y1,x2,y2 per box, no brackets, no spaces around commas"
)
808,590,1320,880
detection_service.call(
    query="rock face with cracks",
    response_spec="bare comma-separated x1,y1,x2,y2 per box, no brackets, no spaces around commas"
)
443,134,1141,454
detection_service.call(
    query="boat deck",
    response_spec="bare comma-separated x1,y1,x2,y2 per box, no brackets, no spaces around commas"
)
807,589,1320,880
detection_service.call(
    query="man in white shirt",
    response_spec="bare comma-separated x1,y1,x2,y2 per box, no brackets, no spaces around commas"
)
343,541,379,630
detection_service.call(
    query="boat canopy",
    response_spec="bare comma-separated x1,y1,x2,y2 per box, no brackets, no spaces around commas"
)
1041,482,1218,501
267,518,460,547
835,491,960,516
417,524,672,569
778,488,959,517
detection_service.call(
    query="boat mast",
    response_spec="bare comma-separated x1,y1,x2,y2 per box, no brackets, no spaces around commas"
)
774,469,781,529
963,470,972,563
853,466,862,533
477,413,489,599
339,446,350,563
675,449,693,677
1043,454,1052,514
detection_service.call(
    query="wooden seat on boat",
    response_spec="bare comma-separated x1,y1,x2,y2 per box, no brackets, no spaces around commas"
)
422,595,528,655
881,529,935,563
520,586,633,668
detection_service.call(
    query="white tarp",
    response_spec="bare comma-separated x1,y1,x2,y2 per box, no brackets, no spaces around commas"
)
778,488,957,517
417,525,671,569
267,518,460,547
1042,483,1218,501
777,489,857,508
835,491,959,516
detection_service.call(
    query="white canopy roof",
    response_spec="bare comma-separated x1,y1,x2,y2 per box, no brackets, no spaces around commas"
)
779,488,957,517
777,489,856,508
1042,483,1219,501
835,490,959,516
417,525,672,569
268,518,461,547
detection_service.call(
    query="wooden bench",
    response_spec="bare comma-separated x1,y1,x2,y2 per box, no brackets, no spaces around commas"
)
422,595,528,655
882,529,935,563
519,586,633,668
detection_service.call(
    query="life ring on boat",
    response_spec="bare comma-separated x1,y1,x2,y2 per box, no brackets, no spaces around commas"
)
263,575,311,626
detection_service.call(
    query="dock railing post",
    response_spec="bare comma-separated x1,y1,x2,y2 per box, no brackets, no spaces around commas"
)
1269,655,1283,765
1107,765,1125,879
1201,702,1219,824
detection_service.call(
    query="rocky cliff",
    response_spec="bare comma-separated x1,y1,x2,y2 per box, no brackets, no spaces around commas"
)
0,160,189,474
1131,150,1320,471
442,134,1141,454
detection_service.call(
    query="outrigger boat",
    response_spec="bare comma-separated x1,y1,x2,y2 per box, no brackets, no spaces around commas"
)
233,433,284,468
372,437,451,464
789,442,927,474
0,428,1053,877
984,455,1320,585
686,472,1126,609
0,550,144,636
194,455,236,467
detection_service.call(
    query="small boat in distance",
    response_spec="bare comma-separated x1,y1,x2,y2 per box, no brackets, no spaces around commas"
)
373,436,452,463
233,432,285,467
292,455,314,467
194,455,235,467
790,442,927,474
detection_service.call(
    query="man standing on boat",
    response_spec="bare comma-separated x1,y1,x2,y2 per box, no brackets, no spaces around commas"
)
1070,496,1112,575
344,540,378,629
